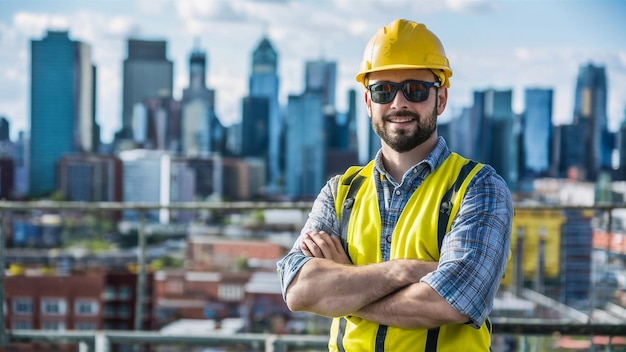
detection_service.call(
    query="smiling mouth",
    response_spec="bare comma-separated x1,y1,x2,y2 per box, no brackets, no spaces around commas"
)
386,117,415,124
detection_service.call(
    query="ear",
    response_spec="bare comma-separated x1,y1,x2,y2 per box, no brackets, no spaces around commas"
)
436,87,448,115
364,90,373,118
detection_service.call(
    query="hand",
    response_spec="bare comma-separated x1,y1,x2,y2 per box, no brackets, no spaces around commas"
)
300,231,352,265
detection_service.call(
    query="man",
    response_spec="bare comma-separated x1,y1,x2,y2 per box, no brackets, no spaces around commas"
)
277,18,513,351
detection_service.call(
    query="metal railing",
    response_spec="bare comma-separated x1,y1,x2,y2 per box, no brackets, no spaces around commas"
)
2,201,626,351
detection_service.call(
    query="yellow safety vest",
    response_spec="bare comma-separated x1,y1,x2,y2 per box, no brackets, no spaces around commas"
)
330,153,491,352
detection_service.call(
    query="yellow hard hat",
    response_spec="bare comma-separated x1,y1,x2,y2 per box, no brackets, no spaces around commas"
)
355,19,452,88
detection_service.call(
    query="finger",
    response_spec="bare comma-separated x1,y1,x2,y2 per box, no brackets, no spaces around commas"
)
329,235,345,253
299,233,316,257
300,244,313,257
308,232,334,258
302,236,325,258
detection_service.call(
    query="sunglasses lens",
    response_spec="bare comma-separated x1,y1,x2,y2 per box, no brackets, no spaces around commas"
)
369,83,396,104
403,82,429,102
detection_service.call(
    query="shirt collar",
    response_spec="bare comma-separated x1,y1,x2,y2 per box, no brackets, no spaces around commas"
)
373,136,451,183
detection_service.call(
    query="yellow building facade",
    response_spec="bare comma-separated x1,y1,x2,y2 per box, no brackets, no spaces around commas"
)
502,209,566,286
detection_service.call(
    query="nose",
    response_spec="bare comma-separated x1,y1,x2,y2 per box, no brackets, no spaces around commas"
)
389,88,410,109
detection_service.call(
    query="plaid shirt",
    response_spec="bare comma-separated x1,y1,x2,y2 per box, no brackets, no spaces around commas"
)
276,137,513,328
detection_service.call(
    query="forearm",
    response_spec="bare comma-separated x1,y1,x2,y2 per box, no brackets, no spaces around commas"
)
355,282,468,329
285,258,430,317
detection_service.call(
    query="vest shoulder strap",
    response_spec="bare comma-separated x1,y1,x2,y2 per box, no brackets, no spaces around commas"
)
339,166,366,255
436,159,481,251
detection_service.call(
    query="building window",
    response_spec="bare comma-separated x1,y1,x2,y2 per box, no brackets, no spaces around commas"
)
117,305,131,319
12,298,33,315
11,320,32,330
103,286,116,300
103,305,115,318
41,298,67,316
118,286,132,301
218,284,244,302
75,299,99,316
41,320,66,331
75,321,98,330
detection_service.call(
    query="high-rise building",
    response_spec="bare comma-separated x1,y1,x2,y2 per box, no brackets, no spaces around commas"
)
30,31,96,197
248,38,280,191
303,60,360,182
305,60,336,108
285,92,325,199
616,112,626,179
13,131,28,198
470,89,517,188
559,210,593,306
325,89,360,181
553,124,586,179
140,96,182,152
367,123,382,161
57,154,122,202
571,63,611,180
121,39,173,140
222,157,266,201
0,116,9,141
0,158,14,199
187,157,220,200
119,149,187,223
346,89,359,152
181,45,224,156
119,149,195,224
521,88,554,179
240,96,269,159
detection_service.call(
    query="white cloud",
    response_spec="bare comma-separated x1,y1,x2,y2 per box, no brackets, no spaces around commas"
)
107,16,140,38
445,0,498,13
14,12,69,35
176,0,243,22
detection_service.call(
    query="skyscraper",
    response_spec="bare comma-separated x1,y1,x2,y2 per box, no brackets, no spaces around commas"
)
0,117,9,141
248,37,280,191
285,92,325,199
57,154,122,202
522,88,553,178
470,89,517,188
121,39,173,140
30,31,96,197
305,60,336,108
571,63,611,180
181,44,223,156
240,97,269,158
118,150,193,223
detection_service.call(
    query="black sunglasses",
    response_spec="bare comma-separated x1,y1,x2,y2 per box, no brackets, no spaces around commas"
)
367,80,441,104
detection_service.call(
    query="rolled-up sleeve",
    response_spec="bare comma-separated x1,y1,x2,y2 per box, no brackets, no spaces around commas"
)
276,176,342,301
421,165,513,328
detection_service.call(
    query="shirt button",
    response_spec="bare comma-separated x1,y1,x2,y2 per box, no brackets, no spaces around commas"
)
386,235,392,243
395,190,401,196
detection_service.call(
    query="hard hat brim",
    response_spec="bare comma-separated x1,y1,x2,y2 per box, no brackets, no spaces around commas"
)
355,64,452,88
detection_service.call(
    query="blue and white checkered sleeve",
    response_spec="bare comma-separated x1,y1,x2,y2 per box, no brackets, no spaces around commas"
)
276,175,342,301
421,165,513,328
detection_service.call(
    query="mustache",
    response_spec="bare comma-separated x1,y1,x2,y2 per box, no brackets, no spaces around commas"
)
383,110,420,121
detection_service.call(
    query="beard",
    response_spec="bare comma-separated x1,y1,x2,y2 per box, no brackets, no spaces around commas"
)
373,106,437,153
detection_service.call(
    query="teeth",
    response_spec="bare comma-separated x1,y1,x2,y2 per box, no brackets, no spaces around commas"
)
389,118,413,123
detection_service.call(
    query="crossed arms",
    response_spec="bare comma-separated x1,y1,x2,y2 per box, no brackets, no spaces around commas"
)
283,230,469,329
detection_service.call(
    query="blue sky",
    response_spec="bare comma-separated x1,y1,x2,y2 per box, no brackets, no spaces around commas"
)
1,0,625,143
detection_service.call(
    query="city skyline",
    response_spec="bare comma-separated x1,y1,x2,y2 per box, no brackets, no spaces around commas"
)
1,0,625,143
